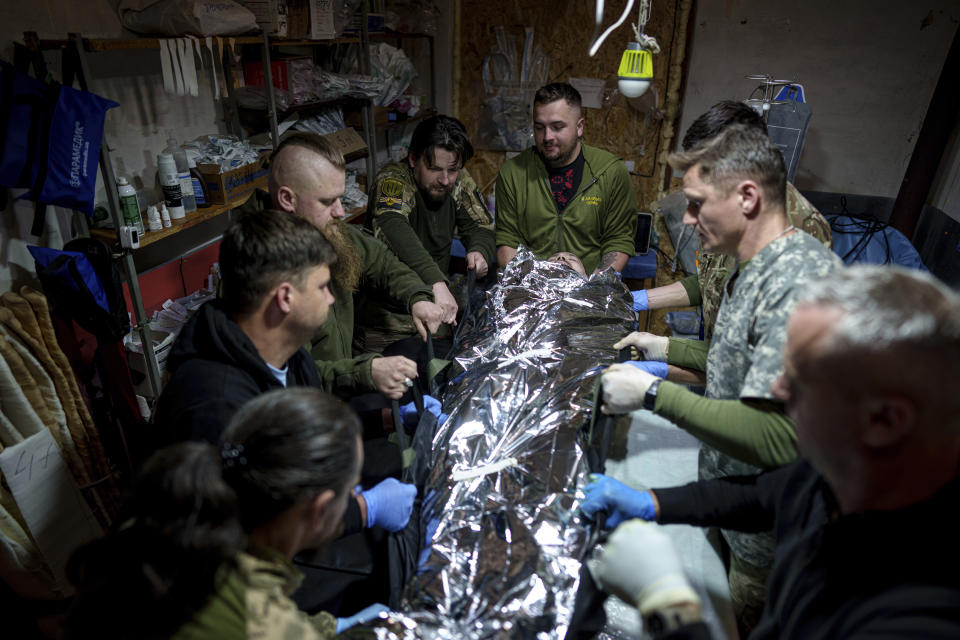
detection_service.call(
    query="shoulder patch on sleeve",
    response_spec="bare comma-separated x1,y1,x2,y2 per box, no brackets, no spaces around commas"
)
380,178,405,198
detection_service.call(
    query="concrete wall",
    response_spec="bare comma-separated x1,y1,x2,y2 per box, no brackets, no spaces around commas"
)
676,0,958,198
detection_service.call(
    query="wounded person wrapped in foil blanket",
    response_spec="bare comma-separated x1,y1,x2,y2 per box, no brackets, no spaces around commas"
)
359,246,637,639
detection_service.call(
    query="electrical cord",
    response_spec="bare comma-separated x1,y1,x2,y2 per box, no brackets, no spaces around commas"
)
179,256,188,297
827,196,893,265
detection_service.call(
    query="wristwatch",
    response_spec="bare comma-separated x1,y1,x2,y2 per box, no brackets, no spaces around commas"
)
643,378,661,411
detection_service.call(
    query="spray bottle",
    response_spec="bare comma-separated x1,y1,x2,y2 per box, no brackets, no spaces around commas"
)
117,176,144,235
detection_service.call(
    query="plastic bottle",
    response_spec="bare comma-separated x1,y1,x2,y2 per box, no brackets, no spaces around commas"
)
187,154,207,207
163,138,196,213
146,205,162,232
157,153,186,219
160,203,172,228
117,176,144,235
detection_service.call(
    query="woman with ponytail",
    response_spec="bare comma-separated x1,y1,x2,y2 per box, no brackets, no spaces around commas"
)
63,388,388,639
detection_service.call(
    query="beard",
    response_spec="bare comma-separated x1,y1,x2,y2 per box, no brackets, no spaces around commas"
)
323,220,363,294
420,183,452,204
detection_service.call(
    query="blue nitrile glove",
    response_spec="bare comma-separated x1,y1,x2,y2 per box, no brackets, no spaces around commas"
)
417,489,441,573
626,360,668,378
399,394,448,432
336,603,390,632
361,478,417,531
631,289,649,311
417,516,440,573
581,474,656,529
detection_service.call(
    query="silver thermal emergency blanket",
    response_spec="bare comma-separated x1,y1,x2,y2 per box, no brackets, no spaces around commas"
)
365,247,637,638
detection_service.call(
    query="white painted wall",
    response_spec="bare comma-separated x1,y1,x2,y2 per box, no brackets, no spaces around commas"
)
676,0,958,197
1,1,228,293
1,0,457,294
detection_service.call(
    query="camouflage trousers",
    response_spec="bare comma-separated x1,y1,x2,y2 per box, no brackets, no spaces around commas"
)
355,275,471,354
728,552,770,636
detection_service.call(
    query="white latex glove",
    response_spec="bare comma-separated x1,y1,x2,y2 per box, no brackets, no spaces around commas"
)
593,519,701,616
431,281,458,325
465,251,489,278
411,300,444,340
613,331,669,361
370,355,418,399
601,363,656,414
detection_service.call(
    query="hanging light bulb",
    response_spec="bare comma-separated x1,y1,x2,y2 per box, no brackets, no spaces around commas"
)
618,42,653,98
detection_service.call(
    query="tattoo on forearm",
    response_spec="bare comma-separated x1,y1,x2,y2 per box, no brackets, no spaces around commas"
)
599,252,618,270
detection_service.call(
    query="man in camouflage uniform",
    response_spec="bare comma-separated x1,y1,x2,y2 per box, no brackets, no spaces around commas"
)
363,115,495,352
599,125,840,634
636,101,832,340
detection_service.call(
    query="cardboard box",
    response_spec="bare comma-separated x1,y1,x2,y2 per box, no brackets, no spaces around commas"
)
344,106,390,128
241,0,288,37
309,0,336,39
322,127,368,159
286,0,309,38
198,151,271,205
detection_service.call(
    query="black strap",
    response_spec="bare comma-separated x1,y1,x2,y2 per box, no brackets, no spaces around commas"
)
26,81,60,237
446,267,478,359
424,333,438,397
0,61,16,171
390,398,409,452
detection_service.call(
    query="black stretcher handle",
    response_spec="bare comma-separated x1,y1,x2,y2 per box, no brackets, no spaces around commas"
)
446,266,479,359
465,265,477,294
391,398,410,452
425,333,438,397
411,377,425,416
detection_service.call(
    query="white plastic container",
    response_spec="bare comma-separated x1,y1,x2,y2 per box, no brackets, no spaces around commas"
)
163,138,196,213
146,205,162,232
157,152,186,219
160,202,172,227
117,176,144,235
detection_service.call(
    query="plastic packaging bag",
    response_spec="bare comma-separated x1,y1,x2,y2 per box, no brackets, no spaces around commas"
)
118,0,258,36
476,27,549,151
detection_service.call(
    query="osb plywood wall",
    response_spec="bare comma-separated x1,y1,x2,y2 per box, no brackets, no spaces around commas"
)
455,0,696,332
455,0,693,210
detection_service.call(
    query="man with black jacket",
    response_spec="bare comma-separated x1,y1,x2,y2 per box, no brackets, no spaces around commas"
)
584,265,960,639
154,210,415,536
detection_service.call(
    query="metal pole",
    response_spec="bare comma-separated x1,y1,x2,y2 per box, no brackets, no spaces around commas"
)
69,33,162,399
360,3,377,179
262,34,280,149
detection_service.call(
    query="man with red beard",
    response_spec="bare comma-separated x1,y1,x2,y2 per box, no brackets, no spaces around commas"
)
264,132,445,400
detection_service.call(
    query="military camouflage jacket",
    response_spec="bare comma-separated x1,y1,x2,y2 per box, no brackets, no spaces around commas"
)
686,184,832,339
172,545,337,640
699,230,840,568
369,162,495,284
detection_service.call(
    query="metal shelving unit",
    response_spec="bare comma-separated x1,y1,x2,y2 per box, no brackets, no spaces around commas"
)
26,17,436,400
